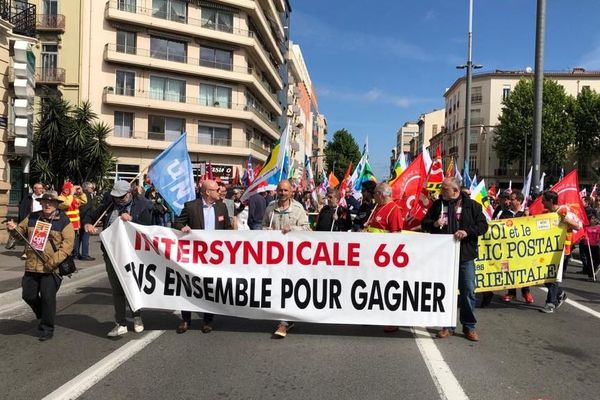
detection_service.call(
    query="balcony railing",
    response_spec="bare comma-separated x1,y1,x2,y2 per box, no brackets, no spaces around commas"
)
104,90,279,132
105,44,279,104
36,67,65,83
36,14,65,30
105,0,280,78
3,1,36,38
115,130,270,156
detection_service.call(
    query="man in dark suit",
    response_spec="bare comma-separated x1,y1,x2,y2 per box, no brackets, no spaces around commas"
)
174,179,232,334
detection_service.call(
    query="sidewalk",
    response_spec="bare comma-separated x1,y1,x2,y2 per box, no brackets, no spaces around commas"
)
0,234,105,293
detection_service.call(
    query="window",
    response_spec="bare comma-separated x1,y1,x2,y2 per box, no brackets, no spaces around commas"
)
150,76,186,102
471,86,482,104
200,83,231,108
116,70,135,96
114,112,134,138
117,30,136,54
152,0,187,22
198,122,231,146
117,0,136,12
471,108,483,125
201,7,233,33
41,43,58,72
112,164,140,182
502,85,511,101
431,124,438,135
150,36,186,63
200,46,233,70
43,0,58,15
469,154,477,173
148,115,185,141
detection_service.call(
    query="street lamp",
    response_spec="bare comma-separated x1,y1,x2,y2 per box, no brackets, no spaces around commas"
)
456,0,483,175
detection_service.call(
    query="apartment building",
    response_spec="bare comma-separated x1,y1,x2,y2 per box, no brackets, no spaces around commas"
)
415,108,443,154
441,69,600,184
395,121,418,156
75,0,291,183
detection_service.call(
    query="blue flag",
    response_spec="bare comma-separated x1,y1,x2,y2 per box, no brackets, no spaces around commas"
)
147,133,196,216
462,160,472,190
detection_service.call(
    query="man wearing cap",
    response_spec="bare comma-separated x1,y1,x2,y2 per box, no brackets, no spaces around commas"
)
84,180,152,337
174,179,232,334
6,191,75,341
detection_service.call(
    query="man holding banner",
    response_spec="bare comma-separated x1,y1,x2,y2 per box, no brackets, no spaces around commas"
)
540,190,582,314
263,179,310,338
422,177,488,342
84,181,152,337
174,179,232,333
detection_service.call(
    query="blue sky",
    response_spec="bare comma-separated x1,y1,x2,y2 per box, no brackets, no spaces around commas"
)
290,0,600,179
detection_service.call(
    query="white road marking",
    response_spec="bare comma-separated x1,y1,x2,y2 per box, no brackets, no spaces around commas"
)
411,327,469,400
42,330,165,400
538,287,600,318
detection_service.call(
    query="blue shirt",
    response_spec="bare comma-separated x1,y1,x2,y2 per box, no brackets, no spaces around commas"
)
203,202,216,230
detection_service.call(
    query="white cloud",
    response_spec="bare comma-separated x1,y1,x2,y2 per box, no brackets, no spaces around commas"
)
317,86,438,108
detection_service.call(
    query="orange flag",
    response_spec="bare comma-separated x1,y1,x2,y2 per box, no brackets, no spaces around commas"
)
338,162,353,197
328,171,340,188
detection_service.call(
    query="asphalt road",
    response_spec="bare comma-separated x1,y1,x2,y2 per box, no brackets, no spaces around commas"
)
1,240,599,400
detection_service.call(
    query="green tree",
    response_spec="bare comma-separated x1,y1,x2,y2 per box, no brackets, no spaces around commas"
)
494,78,576,171
323,129,361,179
572,86,600,177
31,98,115,190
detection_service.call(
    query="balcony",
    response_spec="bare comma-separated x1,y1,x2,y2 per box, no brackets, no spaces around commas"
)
1,1,36,38
109,131,270,159
36,14,65,31
102,89,280,140
104,44,281,113
104,0,283,89
36,67,65,84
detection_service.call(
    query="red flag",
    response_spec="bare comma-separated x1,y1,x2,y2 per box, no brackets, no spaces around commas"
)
591,184,597,200
390,153,431,229
529,170,589,243
488,183,497,199
232,167,240,186
338,162,353,196
426,146,444,196
328,171,340,188
207,161,214,180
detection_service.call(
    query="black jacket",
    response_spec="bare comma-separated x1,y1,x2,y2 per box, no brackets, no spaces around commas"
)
315,205,352,232
174,198,231,230
421,192,488,262
83,195,152,229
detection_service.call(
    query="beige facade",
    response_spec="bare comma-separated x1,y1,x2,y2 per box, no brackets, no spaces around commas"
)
77,0,290,182
396,121,418,156
416,108,444,154
441,69,600,183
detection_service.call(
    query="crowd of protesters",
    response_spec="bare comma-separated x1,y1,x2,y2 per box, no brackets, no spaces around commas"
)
5,174,589,343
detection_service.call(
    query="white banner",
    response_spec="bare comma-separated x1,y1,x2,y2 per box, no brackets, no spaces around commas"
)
100,220,460,327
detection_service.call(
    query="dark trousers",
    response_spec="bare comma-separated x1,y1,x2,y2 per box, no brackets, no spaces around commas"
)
74,229,90,258
181,311,213,325
22,272,61,334
545,254,569,305
580,243,600,277
104,252,139,326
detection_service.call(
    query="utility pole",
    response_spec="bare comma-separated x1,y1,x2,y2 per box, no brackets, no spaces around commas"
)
532,0,545,193
463,0,474,173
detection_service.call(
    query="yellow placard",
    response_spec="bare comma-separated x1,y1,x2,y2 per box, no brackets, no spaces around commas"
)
475,213,566,292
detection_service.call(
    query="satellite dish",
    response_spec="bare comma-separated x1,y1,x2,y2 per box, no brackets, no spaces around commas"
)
525,66,533,73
